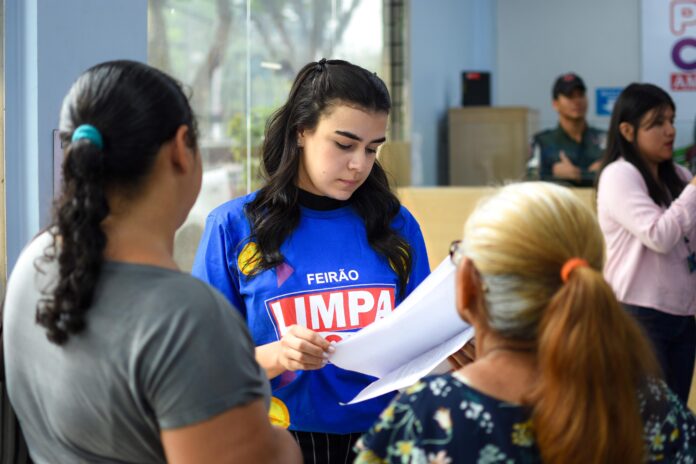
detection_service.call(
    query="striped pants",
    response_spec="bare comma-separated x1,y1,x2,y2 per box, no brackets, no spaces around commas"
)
292,430,361,464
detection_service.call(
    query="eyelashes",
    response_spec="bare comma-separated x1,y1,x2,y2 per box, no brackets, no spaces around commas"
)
334,141,378,154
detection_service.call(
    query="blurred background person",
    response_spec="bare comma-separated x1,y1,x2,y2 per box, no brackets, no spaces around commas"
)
3,60,300,464
597,83,696,404
527,72,606,187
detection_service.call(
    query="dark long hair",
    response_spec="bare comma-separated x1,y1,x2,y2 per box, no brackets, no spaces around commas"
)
598,83,685,206
245,59,413,298
37,60,198,345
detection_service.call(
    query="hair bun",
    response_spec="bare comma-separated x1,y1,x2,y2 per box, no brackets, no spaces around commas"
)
316,58,328,71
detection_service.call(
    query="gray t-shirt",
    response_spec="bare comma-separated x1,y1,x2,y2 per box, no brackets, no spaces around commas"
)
4,232,270,463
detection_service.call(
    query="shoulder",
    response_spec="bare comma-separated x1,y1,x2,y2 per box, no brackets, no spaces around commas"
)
395,205,419,224
12,230,54,272
533,128,555,138
398,374,512,440
532,129,555,142
674,163,694,183
390,205,422,232
369,375,462,437
396,374,471,407
200,192,257,248
358,374,530,463
127,269,253,359
598,160,646,198
6,231,56,302
132,268,243,327
206,191,256,225
600,159,642,181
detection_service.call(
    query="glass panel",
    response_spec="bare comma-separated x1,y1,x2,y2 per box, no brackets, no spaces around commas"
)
148,0,383,271
246,0,384,188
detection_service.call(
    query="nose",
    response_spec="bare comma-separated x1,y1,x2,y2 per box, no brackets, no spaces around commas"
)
666,120,676,136
347,151,368,172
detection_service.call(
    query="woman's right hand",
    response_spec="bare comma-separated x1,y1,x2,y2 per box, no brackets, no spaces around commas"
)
277,325,334,371
256,325,334,379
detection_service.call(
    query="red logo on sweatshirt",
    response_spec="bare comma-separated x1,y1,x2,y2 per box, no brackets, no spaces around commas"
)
265,285,395,339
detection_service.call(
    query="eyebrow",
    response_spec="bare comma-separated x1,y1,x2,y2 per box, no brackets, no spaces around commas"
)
335,130,386,144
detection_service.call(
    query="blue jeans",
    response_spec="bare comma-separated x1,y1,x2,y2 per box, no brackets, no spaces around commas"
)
624,304,696,404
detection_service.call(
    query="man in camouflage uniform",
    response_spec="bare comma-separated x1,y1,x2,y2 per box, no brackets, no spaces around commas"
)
527,73,606,187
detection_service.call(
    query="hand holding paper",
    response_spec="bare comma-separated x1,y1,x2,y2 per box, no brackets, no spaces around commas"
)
329,257,474,404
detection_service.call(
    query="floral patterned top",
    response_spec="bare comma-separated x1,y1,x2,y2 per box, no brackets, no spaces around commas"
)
354,372,696,463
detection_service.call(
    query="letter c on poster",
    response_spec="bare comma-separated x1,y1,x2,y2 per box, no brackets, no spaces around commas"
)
672,38,696,70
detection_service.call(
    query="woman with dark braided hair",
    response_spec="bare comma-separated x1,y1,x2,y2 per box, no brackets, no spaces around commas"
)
192,59,430,463
3,60,300,463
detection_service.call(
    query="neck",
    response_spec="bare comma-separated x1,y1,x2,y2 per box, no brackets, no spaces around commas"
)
101,197,180,270
479,342,535,360
559,117,586,142
297,188,351,211
457,335,537,404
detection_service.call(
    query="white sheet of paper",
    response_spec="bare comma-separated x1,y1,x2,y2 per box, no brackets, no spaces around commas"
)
329,257,474,403
344,327,474,404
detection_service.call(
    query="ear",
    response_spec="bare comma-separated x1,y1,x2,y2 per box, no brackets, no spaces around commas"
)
552,98,560,112
455,258,483,325
169,125,195,173
619,122,635,143
297,127,305,148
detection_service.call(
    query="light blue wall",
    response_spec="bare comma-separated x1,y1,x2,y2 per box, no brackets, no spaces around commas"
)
409,0,496,185
5,0,147,273
496,0,640,132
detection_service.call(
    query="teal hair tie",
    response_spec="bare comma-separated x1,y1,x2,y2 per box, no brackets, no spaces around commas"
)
71,124,104,150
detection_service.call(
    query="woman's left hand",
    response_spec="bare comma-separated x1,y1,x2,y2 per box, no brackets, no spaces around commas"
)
447,338,476,370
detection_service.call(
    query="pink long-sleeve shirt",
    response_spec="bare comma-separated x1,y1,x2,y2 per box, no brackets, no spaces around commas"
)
597,159,696,316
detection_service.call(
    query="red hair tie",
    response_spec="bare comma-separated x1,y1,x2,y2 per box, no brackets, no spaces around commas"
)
561,258,589,283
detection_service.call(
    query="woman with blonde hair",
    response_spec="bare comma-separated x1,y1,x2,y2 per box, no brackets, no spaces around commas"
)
355,182,695,463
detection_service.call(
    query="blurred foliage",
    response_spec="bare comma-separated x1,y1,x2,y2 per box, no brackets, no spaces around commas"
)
148,0,380,193
227,106,275,190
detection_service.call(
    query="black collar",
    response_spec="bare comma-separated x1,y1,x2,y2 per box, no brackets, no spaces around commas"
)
297,189,351,211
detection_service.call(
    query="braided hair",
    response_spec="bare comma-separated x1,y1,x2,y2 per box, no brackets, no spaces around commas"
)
37,60,198,344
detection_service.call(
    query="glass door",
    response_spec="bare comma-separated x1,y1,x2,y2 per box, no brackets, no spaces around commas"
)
148,0,384,271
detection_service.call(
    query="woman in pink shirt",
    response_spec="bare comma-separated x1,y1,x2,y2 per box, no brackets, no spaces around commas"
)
597,83,696,403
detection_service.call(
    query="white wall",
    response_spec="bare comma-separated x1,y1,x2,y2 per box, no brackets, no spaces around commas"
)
409,0,496,185
5,0,147,273
496,0,641,131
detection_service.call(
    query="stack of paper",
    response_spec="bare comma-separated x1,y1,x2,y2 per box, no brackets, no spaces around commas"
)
329,257,475,404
